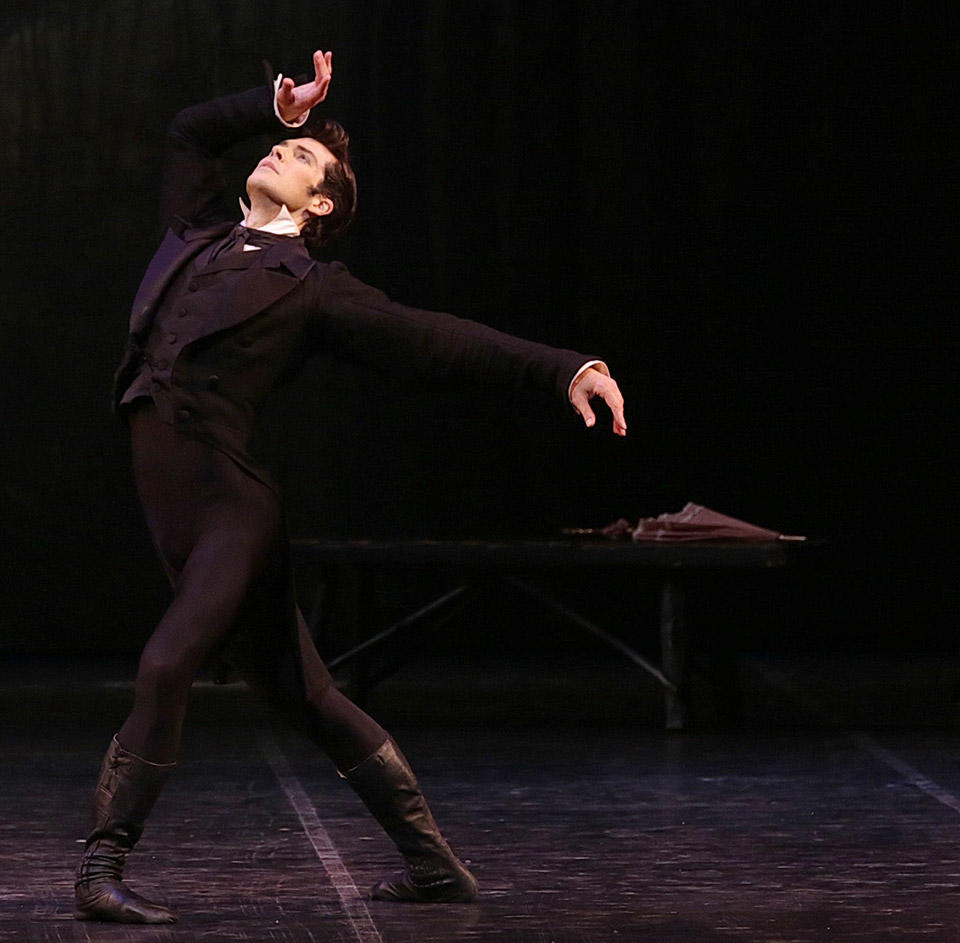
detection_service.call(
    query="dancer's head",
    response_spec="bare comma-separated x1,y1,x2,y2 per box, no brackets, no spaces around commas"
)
246,118,356,250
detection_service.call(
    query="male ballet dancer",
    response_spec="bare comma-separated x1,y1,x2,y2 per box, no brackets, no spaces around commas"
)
75,49,627,923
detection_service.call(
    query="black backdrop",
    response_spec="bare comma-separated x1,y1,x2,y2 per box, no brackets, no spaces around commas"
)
0,1,955,656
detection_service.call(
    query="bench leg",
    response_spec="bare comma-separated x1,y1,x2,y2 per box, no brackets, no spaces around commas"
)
660,579,688,730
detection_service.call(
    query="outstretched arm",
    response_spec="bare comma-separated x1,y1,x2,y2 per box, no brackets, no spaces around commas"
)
310,262,628,434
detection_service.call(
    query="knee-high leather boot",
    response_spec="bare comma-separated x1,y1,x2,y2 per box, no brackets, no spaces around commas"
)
74,736,177,923
342,738,478,902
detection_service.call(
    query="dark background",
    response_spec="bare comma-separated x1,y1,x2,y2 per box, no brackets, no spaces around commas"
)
0,1,955,659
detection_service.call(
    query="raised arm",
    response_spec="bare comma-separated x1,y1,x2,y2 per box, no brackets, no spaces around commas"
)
158,86,276,233
158,50,333,234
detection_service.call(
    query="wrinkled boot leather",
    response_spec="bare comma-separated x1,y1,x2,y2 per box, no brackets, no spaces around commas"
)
342,738,478,902
74,736,177,923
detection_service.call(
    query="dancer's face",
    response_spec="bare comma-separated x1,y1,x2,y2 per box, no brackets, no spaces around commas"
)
246,137,336,224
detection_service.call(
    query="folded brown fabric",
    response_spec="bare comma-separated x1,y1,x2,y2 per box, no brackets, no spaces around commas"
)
631,503,795,542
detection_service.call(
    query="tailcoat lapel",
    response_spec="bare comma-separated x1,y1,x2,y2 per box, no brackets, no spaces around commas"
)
126,221,317,359
186,240,317,337
128,222,234,340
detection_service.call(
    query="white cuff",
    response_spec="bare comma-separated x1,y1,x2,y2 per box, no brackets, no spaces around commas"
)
273,74,310,128
567,360,609,400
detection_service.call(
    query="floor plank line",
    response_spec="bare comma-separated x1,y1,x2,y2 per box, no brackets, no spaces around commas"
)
254,726,383,943
750,662,960,816
853,734,960,817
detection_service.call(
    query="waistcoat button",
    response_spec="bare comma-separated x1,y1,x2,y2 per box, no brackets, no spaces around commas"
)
206,375,221,390
167,333,177,344
176,408,191,422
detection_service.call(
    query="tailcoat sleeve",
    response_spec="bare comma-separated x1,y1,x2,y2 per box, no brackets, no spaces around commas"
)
159,85,281,234
310,262,596,402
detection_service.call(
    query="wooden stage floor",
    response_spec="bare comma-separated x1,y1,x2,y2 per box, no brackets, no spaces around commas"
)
3,653,960,942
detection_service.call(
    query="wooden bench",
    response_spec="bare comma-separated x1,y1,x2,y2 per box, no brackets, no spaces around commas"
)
291,538,812,729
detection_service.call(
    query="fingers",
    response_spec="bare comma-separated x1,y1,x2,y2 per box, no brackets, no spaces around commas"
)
576,400,597,428
277,76,295,104
602,382,627,436
313,49,332,83
306,49,333,103
572,374,627,435
609,399,628,436
570,385,596,428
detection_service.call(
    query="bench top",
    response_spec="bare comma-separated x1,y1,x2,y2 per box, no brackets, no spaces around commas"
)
289,537,815,570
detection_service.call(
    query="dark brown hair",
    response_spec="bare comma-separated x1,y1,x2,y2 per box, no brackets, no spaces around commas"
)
297,118,357,251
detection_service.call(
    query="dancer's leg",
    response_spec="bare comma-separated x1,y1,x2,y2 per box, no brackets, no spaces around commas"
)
292,607,389,771
117,403,284,762
266,609,477,903
78,404,283,921
118,524,280,763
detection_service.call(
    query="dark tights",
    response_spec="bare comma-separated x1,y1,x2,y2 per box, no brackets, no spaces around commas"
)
117,403,385,771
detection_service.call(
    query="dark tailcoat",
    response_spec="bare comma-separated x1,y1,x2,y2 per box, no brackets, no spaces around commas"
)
114,83,595,704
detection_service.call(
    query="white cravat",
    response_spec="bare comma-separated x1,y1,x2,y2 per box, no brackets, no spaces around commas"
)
237,199,301,247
